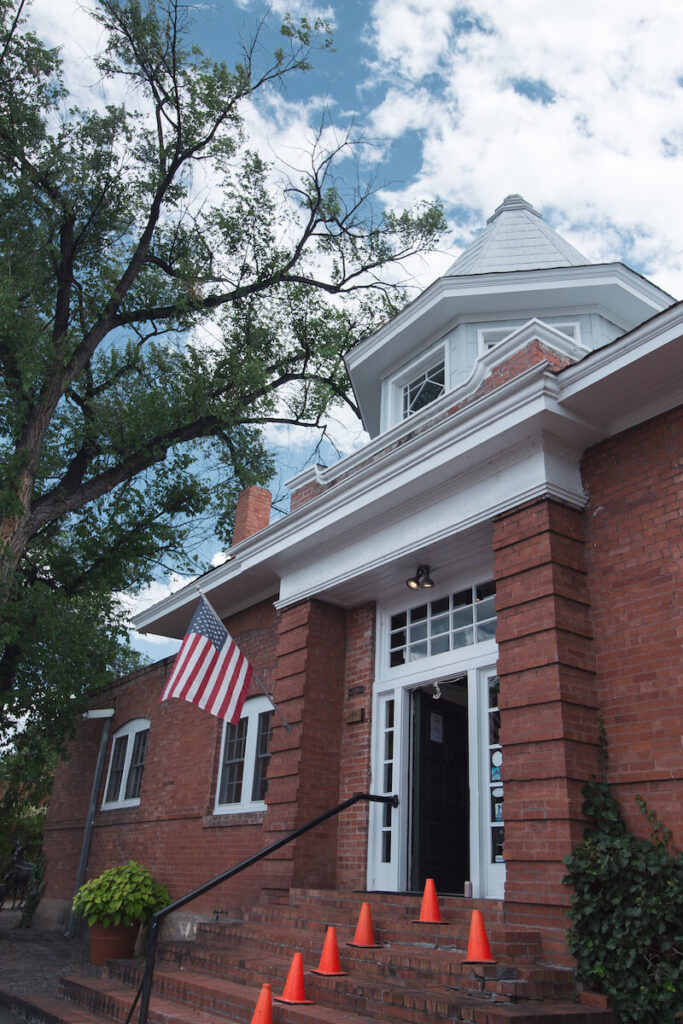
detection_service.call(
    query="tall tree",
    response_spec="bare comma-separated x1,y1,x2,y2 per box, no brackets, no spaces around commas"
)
0,0,444,775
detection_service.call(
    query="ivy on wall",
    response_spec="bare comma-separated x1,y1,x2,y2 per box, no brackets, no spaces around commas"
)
563,729,683,1024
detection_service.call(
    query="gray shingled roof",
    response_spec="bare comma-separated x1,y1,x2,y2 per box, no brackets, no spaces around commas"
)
446,194,591,276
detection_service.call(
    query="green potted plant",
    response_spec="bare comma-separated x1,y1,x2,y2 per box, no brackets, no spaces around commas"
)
73,860,170,965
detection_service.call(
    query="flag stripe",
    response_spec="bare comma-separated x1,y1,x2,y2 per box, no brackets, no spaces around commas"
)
179,639,219,702
160,633,201,701
204,642,240,714
170,635,209,700
159,596,254,724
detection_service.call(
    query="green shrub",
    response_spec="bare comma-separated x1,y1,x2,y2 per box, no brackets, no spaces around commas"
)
564,779,683,1024
73,861,170,929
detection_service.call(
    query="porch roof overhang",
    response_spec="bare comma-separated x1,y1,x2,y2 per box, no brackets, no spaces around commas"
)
133,301,683,640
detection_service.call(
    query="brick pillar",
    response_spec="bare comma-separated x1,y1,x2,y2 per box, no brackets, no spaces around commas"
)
493,499,600,964
337,603,376,890
260,599,347,900
232,486,271,544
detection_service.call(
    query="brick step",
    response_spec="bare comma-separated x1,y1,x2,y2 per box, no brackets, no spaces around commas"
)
148,933,573,1003
195,915,540,964
0,981,619,1024
288,887,505,911
243,899,499,936
160,931,574,1002
89,964,611,1024
107,958,491,1023
279,888,506,925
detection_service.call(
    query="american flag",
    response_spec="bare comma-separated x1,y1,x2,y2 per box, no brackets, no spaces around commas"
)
160,596,253,723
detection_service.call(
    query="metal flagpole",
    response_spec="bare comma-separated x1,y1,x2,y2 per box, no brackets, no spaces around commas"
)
194,585,291,733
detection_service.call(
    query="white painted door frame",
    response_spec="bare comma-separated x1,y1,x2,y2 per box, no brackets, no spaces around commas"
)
368,652,504,898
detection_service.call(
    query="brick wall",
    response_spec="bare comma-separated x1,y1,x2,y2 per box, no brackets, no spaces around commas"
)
582,405,682,844
289,479,325,511
337,603,376,889
493,498,600,963
233,486,272,543
42,599,280,928
493,405,681,963
260,599,348,900
448,340,574,416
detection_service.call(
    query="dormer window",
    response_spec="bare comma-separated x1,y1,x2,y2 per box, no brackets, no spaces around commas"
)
383,344,448,430
402,358,445,418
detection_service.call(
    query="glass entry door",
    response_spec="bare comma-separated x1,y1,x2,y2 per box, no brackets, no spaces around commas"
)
409,679,469,893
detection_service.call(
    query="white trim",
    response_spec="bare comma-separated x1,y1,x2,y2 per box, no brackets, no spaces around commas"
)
368,575,500,895
101,718,150,811
213,696,272,816
134,301,681,638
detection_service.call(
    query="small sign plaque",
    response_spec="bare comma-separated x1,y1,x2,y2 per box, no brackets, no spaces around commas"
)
344,707,365,725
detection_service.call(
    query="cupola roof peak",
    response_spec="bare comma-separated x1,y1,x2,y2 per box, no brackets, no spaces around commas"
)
447,195,591,276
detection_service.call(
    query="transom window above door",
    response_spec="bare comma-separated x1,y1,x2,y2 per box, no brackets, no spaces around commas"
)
389,581,496,667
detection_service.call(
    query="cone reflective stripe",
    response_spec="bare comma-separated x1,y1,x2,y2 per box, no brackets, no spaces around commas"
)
250,983,272,1024
347,901,381,948
462,909,496,963
274,952,315,1004
311,926,348,976
413,877,443,924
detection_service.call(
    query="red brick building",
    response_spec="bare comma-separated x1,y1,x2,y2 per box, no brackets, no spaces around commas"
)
40,195,682,965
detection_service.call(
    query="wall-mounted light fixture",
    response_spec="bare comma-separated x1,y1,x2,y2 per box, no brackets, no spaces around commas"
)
406,564,435,590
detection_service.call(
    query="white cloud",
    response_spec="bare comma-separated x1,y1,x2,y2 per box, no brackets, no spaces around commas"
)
365,0,683,294
233,0,336,23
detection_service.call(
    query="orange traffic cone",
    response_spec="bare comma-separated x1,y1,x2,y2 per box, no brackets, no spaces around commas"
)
413,877,443,924
462,909,496,963
347,901,381,948
274,952,315,1005
311,926,348,975
250,983,273,1024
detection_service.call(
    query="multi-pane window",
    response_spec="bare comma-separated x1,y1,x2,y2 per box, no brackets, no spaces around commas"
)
102,719,150,809
389,581,496,668
402,359,445,418
379,698,395,863
124,728,148,800
215,696,273,814
218,717,248,805
251,712,272,803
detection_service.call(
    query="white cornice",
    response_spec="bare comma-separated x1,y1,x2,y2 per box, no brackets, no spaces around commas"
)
134,299,681,637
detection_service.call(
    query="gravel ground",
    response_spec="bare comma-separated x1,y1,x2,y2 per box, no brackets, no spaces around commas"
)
0,909,101,1001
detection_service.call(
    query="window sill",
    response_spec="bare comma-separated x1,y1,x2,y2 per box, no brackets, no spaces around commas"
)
101,798,141,812
203,809,267,828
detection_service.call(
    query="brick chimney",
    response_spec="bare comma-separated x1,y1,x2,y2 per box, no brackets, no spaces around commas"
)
232,485,272,544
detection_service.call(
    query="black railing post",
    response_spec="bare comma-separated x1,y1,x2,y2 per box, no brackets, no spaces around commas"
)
134,792,397,1024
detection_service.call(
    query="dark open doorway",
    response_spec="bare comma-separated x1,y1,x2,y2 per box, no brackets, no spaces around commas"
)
409,677,469,894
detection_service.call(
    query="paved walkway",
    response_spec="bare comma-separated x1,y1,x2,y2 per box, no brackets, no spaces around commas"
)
0,909,101,1021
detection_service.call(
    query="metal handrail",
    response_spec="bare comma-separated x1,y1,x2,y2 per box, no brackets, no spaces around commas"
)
128,791,399,1024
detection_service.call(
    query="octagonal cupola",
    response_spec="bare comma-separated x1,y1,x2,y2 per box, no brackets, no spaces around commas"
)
347,195,675,438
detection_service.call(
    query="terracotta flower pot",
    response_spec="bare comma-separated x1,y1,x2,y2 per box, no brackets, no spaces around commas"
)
89,921,140,965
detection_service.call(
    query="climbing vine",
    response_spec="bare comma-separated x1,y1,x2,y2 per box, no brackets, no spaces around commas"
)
563,728,683,1024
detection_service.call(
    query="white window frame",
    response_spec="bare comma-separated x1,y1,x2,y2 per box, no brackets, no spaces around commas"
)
214,695,273,816
384,343,448,428
477,320,580,355
101,718,150,811
369,575,503,897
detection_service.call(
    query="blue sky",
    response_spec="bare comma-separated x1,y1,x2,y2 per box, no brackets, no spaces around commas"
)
29,0,683,660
